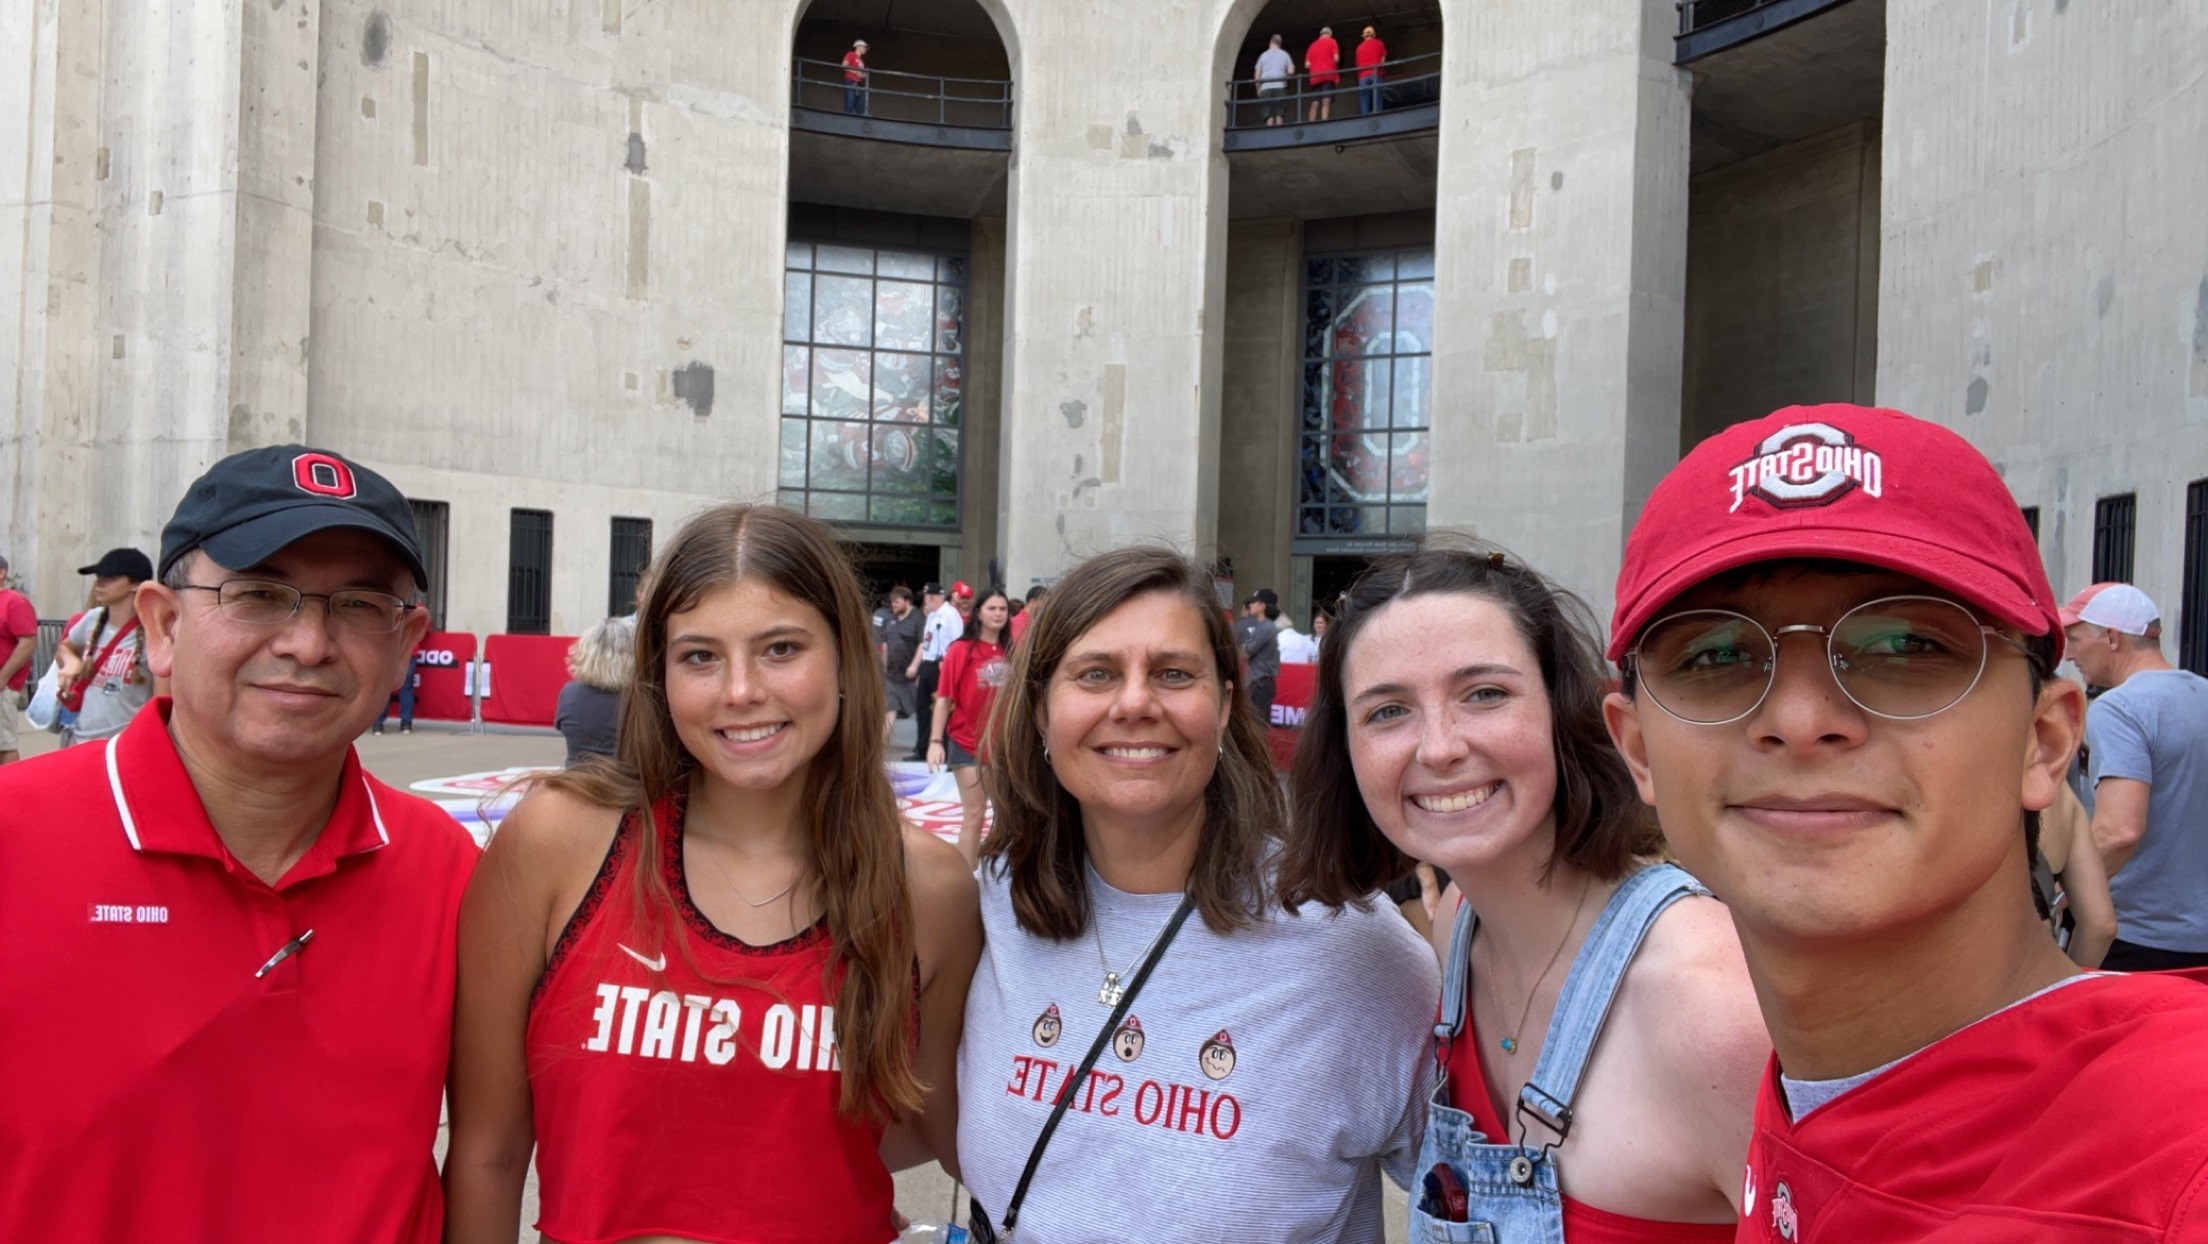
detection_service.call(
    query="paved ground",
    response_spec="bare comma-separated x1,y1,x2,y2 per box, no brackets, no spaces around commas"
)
23,720,1409,1241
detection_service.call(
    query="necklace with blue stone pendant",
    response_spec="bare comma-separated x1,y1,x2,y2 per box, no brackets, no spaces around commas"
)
1477,878,1594,1056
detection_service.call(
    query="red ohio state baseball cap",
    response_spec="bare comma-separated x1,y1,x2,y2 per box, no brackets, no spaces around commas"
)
1609,404,2061,663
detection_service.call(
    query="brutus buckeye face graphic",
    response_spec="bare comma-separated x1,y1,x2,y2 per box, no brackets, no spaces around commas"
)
1031,1004,1062,1048
1198,1030,1235,1081
1112,1017,1145,1062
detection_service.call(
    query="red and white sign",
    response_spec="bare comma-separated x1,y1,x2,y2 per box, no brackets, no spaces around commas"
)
1264,663,1315,770
411,631,476,722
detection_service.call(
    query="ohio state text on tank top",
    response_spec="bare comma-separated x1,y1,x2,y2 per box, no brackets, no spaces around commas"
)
526,795,895,1244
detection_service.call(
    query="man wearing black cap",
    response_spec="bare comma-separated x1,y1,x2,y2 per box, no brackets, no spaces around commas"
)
0,445,479,1242
1237,587,1281,727
51,546,157,745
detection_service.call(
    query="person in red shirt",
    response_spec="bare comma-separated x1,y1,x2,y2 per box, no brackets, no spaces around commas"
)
1355,26,1388,115
929,585,1011,865
0,445,478,1242
1603,403,2208,1242
0,554,35,763
1009,583,1047,647
1304,25,1341,120
843,38,869,115
443,502,980,1244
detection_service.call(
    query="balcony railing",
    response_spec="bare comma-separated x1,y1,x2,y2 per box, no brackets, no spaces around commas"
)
789,56,1014,150
1221,51,1441,152
1676,0,1858,62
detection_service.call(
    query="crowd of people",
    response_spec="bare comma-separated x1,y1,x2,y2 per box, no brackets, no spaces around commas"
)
1,402,2205,1244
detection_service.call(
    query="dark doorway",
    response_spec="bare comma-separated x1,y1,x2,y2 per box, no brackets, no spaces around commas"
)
1310,554,1373,620
845,541,941,605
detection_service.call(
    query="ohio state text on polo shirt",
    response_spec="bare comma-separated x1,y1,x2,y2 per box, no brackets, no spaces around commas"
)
0,700,478,1243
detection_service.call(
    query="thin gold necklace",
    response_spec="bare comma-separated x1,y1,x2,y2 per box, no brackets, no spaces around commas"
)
1478,877,1593,1055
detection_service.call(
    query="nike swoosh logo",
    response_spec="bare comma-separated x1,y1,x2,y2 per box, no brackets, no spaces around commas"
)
618,943,666,972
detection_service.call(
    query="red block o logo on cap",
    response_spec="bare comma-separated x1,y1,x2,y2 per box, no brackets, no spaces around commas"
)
292,453,358,498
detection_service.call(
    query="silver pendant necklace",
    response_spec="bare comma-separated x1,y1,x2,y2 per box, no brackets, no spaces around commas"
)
1092,902,1179,1006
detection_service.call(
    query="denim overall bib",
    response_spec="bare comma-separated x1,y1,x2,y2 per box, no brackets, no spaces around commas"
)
1409,863,1710,1243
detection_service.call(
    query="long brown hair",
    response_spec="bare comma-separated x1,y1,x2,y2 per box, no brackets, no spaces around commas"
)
540,503,919,1121
982,547,1280,939
1276,539,1659,910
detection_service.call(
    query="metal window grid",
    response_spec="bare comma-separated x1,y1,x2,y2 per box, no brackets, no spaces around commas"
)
779,240,967,532
2093,493,2136,585
2182,480,2208,676
609,517,653,618
507,508,554,635
1293,246,1436,555
407,498,451,630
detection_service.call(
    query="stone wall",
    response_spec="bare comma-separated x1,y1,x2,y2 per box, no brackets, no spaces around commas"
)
1682,121,1880,452
1878,0,2208,623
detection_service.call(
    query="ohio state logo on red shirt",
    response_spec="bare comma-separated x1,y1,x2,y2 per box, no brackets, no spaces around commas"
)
1727,422,1883,513
292,452,358,498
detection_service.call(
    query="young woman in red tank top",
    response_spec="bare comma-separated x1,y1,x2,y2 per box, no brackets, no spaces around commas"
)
1277,545,1767,1241
444,504,982,1244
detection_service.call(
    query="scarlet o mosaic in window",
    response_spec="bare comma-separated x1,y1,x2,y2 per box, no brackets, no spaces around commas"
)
1297,249,1433,550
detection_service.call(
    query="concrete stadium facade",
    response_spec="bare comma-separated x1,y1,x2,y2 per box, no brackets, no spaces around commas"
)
5,0,2205,667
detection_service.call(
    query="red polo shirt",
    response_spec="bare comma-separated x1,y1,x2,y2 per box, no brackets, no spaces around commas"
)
0,700,479,1243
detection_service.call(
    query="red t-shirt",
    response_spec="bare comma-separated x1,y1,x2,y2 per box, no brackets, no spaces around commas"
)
1738,972,2208,1242
1356,37,1388,73
843,49,866,82
937,637,1008,755
526,793,896,1243
1445,1019,1733,1241
1306,35,1341,83
0,699,479,1242
1009,608,1033,647
0,588,35,691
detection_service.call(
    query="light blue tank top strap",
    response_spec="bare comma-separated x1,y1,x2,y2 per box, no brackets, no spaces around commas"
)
1433,863,1709,1141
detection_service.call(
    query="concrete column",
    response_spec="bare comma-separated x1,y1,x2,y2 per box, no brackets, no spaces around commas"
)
995,0,1232,586
2,0,319,610
961,216,1007,586
1425,0,1691,624
1215,217,1300,605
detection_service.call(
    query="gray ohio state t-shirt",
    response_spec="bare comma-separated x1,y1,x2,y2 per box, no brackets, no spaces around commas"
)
957,863,1438,1243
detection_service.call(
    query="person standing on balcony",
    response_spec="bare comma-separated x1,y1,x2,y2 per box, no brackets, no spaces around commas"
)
1254,34,1295,127
1305,25,1340,121
1356,26,1388,115
842,39,869,116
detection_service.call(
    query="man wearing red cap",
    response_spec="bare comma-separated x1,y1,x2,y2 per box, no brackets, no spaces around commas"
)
2061,581,2208,970
1602,405,2208,1241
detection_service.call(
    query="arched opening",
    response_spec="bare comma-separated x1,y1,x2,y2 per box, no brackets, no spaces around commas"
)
781,0,1015,610
1211,0,1441,628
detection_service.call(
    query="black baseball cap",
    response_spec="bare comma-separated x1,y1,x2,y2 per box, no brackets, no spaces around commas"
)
160,445,427,588
922,582,946,597
78,548,155,582
1243,587,1280,608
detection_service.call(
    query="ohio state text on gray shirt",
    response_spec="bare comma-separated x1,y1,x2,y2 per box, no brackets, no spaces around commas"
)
957,863,1439,1243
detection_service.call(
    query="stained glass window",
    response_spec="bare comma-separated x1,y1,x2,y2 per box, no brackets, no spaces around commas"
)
1296,247,1433,550
780,241,965,529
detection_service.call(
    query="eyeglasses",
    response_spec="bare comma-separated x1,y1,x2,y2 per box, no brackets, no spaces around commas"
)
177,579,418,635
1628,594,2031,725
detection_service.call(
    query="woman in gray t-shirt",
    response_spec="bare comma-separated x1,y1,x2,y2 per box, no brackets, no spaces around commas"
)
957,548,1437,1244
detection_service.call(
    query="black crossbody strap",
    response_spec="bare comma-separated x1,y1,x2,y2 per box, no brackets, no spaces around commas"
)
971,895,1196,1243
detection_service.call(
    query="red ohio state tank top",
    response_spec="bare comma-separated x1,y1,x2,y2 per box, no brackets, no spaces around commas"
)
526,794,896,1244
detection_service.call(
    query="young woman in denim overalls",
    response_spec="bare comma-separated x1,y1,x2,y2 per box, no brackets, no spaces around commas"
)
1278,545,1769,1243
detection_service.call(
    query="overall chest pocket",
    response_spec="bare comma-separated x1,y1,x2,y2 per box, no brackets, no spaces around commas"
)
1410,1209,1499,1244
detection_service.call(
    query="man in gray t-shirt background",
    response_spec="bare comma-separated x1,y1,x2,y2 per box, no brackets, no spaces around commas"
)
2063,582,2208,970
